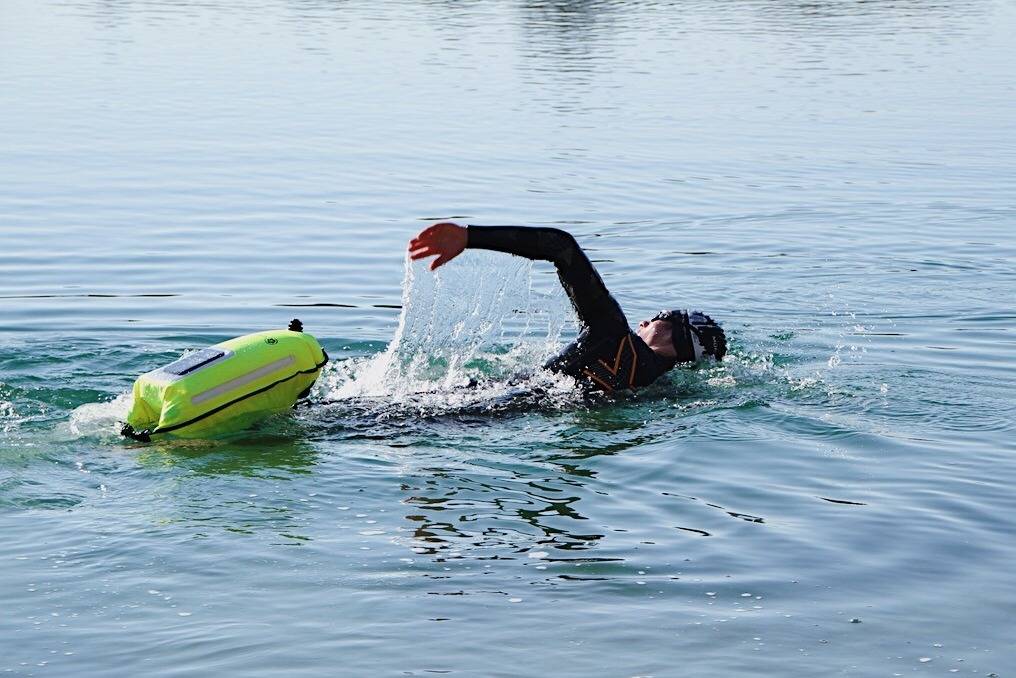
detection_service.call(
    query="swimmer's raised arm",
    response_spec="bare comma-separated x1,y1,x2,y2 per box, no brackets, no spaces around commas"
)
409,222,627,333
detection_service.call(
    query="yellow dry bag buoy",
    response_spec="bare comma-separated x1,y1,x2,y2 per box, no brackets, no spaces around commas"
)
121,319,327,441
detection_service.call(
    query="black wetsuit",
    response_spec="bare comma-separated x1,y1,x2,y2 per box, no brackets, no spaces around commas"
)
467,226,693,394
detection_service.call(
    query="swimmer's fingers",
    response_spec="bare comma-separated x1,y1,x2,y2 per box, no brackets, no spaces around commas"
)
408,230,434,250
408,247,457,269
409,245,438,261
409,222,460,249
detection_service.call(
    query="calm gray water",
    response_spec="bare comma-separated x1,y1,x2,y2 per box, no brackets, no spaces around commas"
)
2,0,1015,675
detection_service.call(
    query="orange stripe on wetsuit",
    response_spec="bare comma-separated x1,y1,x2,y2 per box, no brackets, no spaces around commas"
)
581,334,639,393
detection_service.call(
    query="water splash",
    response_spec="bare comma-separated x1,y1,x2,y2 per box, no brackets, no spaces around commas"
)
66,392,131,442
0,396,18,435
322,252,580,414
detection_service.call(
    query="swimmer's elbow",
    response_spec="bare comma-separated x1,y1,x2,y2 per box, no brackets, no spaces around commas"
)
540,228,583,263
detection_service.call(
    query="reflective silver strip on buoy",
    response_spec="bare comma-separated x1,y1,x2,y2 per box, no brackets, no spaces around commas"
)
190,355,296,405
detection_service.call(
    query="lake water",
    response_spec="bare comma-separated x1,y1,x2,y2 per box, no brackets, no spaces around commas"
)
2,0,1015,675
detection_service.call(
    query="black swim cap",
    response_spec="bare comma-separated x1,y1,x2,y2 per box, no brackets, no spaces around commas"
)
651,310,727,362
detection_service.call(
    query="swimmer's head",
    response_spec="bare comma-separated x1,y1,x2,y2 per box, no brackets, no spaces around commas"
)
637,310,727,363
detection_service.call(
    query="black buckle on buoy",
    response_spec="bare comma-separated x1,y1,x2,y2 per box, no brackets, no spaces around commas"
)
121,423,152,442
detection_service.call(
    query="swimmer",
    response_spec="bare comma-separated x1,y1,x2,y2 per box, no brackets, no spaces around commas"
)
409,223,726,394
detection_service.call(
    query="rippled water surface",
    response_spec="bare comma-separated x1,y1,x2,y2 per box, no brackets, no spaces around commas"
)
2,0,1015,675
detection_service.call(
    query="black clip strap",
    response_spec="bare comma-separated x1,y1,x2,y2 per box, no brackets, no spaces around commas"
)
121,423,152,442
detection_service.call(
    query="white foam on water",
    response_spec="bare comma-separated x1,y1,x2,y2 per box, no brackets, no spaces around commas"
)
0,398,19,435
66,392,132,441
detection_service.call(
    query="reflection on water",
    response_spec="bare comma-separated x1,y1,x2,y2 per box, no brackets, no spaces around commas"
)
134,432,319,479
133,434,321,543
519,0,621,69
400,459,606,558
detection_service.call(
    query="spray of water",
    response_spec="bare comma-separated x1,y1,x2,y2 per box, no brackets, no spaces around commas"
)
0,397,18,435
66,392,133,442
321,251,581,414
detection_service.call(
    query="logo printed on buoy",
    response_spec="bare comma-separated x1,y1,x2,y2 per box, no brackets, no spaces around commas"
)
265,337,278,345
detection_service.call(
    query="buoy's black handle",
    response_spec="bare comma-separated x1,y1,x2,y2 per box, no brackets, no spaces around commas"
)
121,423,152,442
288,318,303,332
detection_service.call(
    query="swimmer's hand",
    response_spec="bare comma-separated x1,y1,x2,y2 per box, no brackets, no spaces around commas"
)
408,222,467,270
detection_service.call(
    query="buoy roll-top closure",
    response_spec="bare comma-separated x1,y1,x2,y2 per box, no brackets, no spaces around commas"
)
288,318,304,332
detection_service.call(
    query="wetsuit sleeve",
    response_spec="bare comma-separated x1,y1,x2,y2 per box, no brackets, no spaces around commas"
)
466,225,628,332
